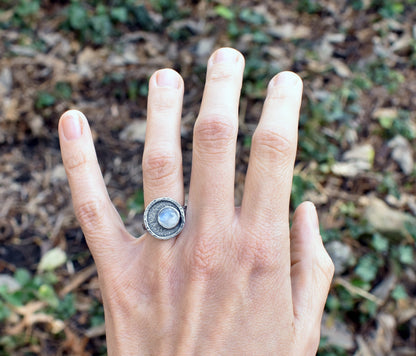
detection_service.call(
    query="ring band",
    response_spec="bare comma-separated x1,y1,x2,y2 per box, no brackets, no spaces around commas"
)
143,197,186,240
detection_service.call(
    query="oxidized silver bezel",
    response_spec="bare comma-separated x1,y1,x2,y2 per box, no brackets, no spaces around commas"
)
143,197,185,240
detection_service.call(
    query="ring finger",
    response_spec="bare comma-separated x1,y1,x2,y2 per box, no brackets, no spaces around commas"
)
142,69,185,207
241,71,303,236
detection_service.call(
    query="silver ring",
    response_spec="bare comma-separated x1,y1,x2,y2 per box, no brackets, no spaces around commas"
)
143,197,186,240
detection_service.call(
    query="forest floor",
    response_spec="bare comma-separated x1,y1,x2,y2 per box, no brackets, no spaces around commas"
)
1,0,416,355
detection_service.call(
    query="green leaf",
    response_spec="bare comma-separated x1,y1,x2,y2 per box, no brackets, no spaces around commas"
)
243,135,252,148
297,0,321,14
68,2,88,30
355,254,379,282
0,287,25,306
38,284,59,308
131,5,156,31
55,82,72,100
35,92,55,109
291,175,315,208
111,7,128,23
359,299,378,316
90,14,113,44
371,233,389,252
377,173,400,199
128,189,145,214
38,248,67,272
149,0,180,21
214,5,235,20
325,294,340,312
379,116,395,129
56,293,76,319
405,221,416,242
392,284,408,300
15,0,40,17
239,8,266,25
252,31,270,44
89,301,105,327
0,300,11,321
398,245,413,265
96,4,107,16
351,0,364,10
40,271,59,285
14,268,31,286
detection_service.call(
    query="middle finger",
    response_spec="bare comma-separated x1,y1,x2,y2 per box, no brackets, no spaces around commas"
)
188,48,245,221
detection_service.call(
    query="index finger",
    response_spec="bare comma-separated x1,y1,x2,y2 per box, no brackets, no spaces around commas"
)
59,110,131,260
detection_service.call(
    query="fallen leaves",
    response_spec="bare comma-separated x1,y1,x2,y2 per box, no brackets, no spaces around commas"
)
6,301,64,336
1,0,416,354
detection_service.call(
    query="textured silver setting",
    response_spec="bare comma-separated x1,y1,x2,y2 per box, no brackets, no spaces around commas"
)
143,197,185,240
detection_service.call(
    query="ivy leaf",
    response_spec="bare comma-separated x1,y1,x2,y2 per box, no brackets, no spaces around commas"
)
68,2,88,30
355,254,379,282
111,7,128,23
392,284,408,301
214,5,235,20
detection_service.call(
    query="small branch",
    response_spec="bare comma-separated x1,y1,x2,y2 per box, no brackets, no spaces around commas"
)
334,277,383,306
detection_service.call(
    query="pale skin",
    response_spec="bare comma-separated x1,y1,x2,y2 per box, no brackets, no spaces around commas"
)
58,48,334,355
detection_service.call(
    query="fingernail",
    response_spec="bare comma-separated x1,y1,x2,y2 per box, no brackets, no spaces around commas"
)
61,110,82,141
156,69,180,88
272,71,299,87
308,203,320,235
212,48,239,64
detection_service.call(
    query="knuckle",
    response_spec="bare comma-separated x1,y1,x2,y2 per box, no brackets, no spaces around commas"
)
64,149,90,176
208,66,234,82
252,243,279,272
188,237,224,280
76,198,106,234
252,128,295,161
207,51,244,83
150,89,180,112
238,233,280,272
194,116,236,154
316,247,335,284
142,150,179,184
104,275,144,315
325,254,335,279
268,87,292,101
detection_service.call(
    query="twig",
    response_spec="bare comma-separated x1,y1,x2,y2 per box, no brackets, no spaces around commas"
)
334,277,383,306
59,264,97,298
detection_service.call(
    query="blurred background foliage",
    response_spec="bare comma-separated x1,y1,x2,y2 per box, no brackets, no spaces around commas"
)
0,0,416,354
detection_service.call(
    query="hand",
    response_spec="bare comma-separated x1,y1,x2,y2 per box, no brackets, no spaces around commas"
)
58,47,334,355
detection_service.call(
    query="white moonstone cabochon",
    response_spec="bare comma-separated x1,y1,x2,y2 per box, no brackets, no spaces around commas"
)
157,206,180,229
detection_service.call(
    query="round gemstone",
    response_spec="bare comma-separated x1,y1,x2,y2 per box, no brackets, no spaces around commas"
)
157,206,180,229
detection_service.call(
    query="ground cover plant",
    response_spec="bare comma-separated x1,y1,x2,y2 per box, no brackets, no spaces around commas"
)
0,0,415,354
